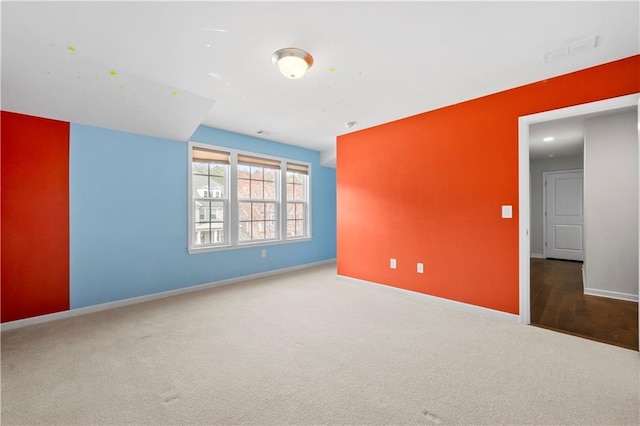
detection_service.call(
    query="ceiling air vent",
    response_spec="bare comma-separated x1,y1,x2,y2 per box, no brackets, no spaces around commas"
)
568,36,598,56
257,130,276,136
543,35,599,63
543,48,569,63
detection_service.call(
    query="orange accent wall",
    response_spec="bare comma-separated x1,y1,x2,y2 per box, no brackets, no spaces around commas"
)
337,55,640,314
1,111,70,322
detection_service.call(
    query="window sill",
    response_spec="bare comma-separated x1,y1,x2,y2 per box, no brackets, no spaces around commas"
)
188,237,312,254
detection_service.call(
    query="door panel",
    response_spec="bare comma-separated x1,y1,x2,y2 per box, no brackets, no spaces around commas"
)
546,171,584,261
554,224,583,250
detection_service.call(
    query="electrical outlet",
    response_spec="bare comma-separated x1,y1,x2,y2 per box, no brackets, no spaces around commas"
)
390,258,397,269
261,249,267,258
417,263,424,274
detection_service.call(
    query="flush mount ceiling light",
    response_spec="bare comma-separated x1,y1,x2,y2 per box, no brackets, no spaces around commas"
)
272,47,313,79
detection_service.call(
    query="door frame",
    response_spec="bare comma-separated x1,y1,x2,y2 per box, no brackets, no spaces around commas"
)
518,93,639,329
542,169,584,260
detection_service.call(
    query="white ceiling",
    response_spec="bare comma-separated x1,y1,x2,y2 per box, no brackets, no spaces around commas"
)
529,106,638,160
529,115,589,161
2,1,639,167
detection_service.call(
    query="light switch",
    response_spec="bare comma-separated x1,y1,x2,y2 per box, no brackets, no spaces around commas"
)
390,258,397,269
502,205,513,219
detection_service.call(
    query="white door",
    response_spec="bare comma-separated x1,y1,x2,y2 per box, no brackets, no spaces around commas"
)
545,171,584,261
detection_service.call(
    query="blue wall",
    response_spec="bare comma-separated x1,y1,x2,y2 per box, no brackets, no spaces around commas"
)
70,124,336,309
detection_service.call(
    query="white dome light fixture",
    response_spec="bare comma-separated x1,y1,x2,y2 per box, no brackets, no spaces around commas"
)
272,47,313,79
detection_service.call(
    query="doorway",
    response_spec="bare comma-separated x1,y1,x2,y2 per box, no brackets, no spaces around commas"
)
518,93,640,348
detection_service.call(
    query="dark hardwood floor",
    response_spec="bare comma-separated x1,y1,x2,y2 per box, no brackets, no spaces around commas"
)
530,258,639,351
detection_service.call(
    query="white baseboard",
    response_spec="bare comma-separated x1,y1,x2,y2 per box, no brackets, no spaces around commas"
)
530,253,545,259
1,259,336,332
583,288,638,303
336,275,519,323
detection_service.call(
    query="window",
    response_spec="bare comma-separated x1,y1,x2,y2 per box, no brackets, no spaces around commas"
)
286,163,309,238
237,155,280,242
191,147,229,247
189,143,311,252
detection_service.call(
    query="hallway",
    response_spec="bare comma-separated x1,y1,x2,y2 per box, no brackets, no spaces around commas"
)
530,258,638,350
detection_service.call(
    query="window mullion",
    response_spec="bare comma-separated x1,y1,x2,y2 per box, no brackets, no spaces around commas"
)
188,145,194,249
305,171,311,238
280,164,287,241
229,151,239,245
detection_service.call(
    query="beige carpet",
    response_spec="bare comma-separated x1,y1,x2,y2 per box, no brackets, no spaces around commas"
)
2,263,639,425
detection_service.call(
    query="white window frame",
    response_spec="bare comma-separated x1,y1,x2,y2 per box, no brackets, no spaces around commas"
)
285,169,310,239
188,142,312,254
190,149,230,249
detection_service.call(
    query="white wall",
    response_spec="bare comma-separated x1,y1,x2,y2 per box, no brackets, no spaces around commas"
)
530,155,583,257
584,109,639,300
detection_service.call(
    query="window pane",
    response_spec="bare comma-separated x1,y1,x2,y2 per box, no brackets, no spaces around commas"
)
287,220,296,237
286,183,294,200
252,203,265,221
251,166,263,180
264,168,276,182
251,180,264,199
193,199,226,246
211,164,225,177
238,178,250,199
265,221,276,239
294,184,304,201
264,181,277,200
193,162,209,175
252,222,265,239
210,202,224,221
210,176,225,198
194,218,211,245
237,165,250,179
193,174,210,198
287,203,295,220
239,202,251,221
295,220,304,236
194,230,206,245
212,229,225,243
239,222,251,241
265,203,276,221
195,203,208,223
211,222,225,242
296,203,304,219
